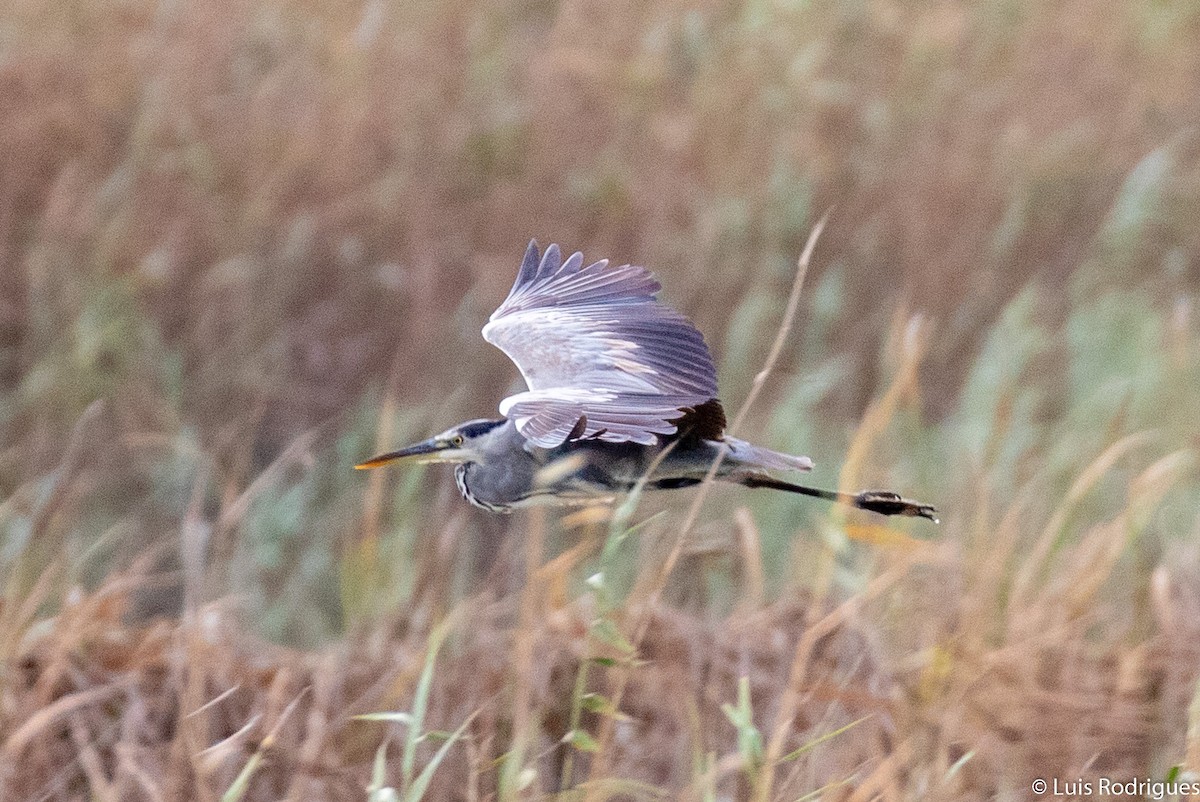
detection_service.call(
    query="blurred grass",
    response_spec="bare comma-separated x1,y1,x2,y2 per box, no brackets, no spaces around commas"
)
1,0,1200,798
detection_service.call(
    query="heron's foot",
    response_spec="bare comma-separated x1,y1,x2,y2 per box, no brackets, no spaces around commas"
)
853,490,939,523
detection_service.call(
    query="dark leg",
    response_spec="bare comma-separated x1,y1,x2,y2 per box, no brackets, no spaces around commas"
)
651,477,705,490
738,476,938,522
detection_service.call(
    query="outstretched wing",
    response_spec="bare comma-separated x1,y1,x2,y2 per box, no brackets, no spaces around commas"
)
482,241,721,447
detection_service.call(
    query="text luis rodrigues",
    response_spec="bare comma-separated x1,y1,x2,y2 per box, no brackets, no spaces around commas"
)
1031,777,1200,799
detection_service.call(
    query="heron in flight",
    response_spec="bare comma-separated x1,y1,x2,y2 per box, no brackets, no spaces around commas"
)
357,242,936,522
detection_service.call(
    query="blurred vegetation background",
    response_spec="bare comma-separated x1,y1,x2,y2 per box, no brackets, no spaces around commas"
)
1,0,1199,798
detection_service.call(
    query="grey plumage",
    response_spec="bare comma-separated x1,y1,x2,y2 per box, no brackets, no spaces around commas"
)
357,241,937,522
483,241,718,446
438,418,810,512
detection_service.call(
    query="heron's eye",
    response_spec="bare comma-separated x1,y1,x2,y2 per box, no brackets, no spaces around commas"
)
451,435,464,447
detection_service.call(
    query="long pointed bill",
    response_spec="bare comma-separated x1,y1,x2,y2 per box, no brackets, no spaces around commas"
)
355,438,463,470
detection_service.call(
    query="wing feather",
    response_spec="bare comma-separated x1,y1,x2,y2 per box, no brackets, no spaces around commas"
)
484,241,721,447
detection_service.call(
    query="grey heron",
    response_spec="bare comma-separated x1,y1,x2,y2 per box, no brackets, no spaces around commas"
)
357,241,936,522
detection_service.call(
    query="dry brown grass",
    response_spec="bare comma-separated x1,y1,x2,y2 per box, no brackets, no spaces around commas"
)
5,527,1199,799
2,0,1200,798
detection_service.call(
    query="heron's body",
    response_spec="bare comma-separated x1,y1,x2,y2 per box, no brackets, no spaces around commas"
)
357,241,936,523
451,418,668,511
447,417,813,512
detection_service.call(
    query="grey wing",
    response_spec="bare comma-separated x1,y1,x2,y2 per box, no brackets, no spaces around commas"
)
482,241,720,447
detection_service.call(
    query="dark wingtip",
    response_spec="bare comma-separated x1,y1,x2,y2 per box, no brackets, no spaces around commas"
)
540,243,562,276
516,240,541,285
566,415,588,441
853,491,939,524
669,398,727,443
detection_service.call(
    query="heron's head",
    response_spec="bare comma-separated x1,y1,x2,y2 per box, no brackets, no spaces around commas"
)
355,419,506,470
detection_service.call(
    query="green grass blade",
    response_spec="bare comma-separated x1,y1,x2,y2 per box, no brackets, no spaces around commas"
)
402,710,479,802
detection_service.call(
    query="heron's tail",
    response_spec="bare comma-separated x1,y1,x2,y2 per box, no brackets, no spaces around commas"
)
723,437,813,472
738,475,939,522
